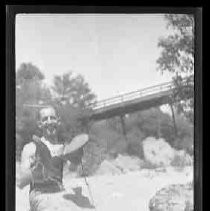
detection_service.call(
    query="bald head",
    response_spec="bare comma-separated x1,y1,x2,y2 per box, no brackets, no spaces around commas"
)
39,107,57,120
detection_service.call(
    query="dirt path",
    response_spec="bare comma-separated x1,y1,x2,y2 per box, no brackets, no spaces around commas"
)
16,166,193,211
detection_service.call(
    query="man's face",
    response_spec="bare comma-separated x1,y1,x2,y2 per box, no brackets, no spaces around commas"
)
39,107,59,137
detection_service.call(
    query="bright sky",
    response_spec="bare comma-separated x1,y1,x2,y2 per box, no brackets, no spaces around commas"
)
16,14,174,101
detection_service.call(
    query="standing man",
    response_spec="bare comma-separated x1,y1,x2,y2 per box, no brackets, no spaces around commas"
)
17,106,88,211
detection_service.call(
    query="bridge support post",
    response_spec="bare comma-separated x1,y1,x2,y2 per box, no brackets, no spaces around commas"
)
169,102,178,139
120,115,128,142
157,112,162,139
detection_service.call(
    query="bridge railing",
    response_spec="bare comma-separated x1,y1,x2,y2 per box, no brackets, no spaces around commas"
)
89,81,174,110
89,76,193,111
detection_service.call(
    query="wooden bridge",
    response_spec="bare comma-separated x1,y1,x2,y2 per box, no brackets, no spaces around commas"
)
87,78,193,121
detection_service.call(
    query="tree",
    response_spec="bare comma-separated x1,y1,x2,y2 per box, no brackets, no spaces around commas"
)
16,63,51,108
56,103,87,141
52,72,73,101
16,63,45,84
51,71,97,144
52,72,96,109
16,63,51,158
157,14,194,123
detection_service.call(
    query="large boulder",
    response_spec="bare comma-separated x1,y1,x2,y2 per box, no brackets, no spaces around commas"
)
112,154,143,173
95,154,143,175
95,160,122,176
143,137,175,167
149,182,193,211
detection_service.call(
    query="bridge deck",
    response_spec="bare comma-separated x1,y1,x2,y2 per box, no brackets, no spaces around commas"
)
88,77,193,121
89,89,173,120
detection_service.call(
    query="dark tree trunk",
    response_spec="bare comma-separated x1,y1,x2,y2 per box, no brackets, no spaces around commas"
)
169,102,178,139
119,115,128,142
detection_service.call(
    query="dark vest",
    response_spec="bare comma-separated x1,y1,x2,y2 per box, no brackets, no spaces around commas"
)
30,139,64,193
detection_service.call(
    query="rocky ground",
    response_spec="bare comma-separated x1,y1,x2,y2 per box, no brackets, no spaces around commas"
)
16,166,193,211
149,182,193,211
16,138,194,211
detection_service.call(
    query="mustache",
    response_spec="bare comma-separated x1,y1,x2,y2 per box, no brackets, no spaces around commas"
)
42,123,58,130
45,123,57,128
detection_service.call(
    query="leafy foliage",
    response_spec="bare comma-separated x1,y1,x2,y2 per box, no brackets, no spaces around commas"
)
157,14,194,123
105,108,193,155
56,103,89,141
16,63,45,84
78,137,107,176
16,63,51,157
157,14,194,74
172,114,194,154
16,63,51,114
126,129,145,159
51,71,97,146
52,72,96,109
125,108,175,143
171,75,194,123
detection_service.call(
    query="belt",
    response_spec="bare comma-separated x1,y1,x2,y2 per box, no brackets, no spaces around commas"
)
30,180,64,193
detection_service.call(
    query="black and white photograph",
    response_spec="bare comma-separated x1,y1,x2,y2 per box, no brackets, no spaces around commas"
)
13,9,200,211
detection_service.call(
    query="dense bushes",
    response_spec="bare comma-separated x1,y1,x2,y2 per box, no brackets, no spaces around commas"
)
173,137,193,156
126,128,145,159
172,114,194,155
16,109,40,160
16,104,193,176
89,120,127,157
76,107,194,176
